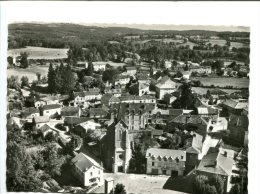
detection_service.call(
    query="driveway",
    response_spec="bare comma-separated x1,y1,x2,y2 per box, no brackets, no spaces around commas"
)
93,173,189,194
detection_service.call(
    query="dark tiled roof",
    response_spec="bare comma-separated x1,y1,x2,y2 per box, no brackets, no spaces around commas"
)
73,91,100,97
146,148,186,161
39,124,51,132
64,117,90,125
42,104,61,110
197,147,234,176
71,152,102,172
23,107,39,114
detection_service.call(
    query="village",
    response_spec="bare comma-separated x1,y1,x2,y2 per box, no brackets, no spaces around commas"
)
7,24,249,194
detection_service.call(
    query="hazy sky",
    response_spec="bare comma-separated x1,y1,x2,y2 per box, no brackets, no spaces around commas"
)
2,2,252,32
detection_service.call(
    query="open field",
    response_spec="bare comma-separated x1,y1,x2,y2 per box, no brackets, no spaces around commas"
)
177,41,198,49
8,46,69,59
192,87,241,95
192,77,249,88
7,65,49,83
93,173,189,194
154,39,184,44
207,39,227,46
230,41,249,48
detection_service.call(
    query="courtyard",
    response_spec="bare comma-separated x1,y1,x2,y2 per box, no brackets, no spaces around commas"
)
93,172,191,194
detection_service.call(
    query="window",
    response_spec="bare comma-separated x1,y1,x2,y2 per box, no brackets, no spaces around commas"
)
152,162,155,166
90,172,93,176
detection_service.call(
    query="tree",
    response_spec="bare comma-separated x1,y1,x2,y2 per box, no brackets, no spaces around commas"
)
8,56,14,66
21,76,29,88
47,63,56,93
67,134,82,152
36,72,41,82
209,175,224,194
114,183,127,194
7,76,20,90
229,183,242,194
61,65,76,94
87,61,94,76
102,69,119,83
6,141,42,192
179,83,196,109
42,144,65,177
20,52,29,68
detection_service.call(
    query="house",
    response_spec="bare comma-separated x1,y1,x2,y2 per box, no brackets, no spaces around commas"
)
119,95,156,104
136,74,151,84
197,105,219,117
114,74,131,85
71,152,104,187
73,91,102,107
101,94,121,106
35,96,59,108
104,86,122,97
61,106,81,118
125,66,137,76
146,148,186,176
93,62,106,71
164,61,172,69
64,116,90,127
155,76,177,99
42,104,61,118
21,107,40,120
74,120,101,136
222,99,248,115
228,113,248,145
39,124,58,138
168,115,212,132
76,61,88,69
33,116,50,129
196,147,234,193
129,82,150,96
163,93,177,105
182,71,191,80
88,108,109,119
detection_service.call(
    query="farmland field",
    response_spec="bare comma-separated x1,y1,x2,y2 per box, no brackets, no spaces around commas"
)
192,87,240,95
7,65,49,83
192,77,249,88
230,42,249,48
177,41,198,49
207,39,227,46
8,46,69,59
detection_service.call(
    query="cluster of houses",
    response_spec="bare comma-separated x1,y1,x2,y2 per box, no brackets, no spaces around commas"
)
7,54,249,193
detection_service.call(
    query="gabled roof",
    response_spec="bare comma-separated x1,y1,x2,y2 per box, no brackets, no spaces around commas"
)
156,76,176,89
34,116,50,123
64,116,90,125
197,106,218,115
146,148,186,161
73,91,100,97
61,106,79,112
71,152,102,173
39,124,51,132
223,99,248,109
125,66,137,71
43,104,61,110
197,147,234,176
23,107,39,115
169,115,209,126
40,96,59,102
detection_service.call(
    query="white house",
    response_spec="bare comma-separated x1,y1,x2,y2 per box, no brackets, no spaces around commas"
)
155,76,177,99
115,74,131,85
33,116,50,129
71,152,104,187
35,96,60,108
125,66,137,76
73,91,102,107
93,62,106,72
42,104,61,118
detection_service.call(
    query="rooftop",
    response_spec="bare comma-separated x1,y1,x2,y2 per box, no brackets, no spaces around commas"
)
34,116,50,123
42,104,61,110
146,148,186,161
71,152,102,173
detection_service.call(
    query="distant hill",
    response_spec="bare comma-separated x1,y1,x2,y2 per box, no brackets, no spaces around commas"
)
8,23,250,49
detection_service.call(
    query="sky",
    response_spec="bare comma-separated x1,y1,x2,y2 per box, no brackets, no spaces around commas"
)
1,1,253,32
